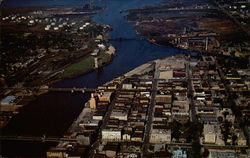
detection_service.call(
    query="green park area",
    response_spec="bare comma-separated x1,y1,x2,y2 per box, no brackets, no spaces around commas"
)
60,53,110,78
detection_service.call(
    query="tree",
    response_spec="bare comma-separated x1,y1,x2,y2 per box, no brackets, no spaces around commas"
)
232,135,238,145
149,145,154,151
203,148,209,158
223,111,229,118
222,120,232,144
218,116,223,123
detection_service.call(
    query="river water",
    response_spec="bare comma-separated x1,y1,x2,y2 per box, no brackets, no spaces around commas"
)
1,0,190,156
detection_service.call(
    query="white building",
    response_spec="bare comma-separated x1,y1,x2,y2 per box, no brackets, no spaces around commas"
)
105,45,116,56
89,94,96,109
172,100,189,116
159,69,173,80
208,149,236,158
149,129,171,143
0,96,16,105
203,124,216,144
110,111,128,121
102,129,121,142
122,132,131,141
237,131,247,146
122,84,133,90
92,115,103,120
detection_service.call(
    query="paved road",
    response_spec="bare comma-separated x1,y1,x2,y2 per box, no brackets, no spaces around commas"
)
186,62,197,122
166,142,248,149
142,62,158,157
88,81,123,157
216,61,250,145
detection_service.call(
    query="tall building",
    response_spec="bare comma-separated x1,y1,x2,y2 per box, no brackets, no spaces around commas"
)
89,93,96,109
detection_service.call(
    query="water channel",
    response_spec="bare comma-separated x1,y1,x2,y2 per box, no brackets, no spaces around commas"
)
2,0,193,156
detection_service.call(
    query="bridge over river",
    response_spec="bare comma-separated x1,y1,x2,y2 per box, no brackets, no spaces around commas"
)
0,135,77,143
2,87,96,93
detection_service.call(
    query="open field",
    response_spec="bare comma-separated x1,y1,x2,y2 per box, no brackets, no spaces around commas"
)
60,53,111,78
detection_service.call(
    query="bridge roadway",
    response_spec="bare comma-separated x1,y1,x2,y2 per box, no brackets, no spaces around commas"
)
120,8,217,14
3,87,158,93
0,135,77,143
107,37,148,41
2,87,96,93
107,35,218,41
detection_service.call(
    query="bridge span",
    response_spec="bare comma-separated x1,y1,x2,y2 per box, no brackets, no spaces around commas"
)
2,87,96,93
107,37,148,41
0,135,77,143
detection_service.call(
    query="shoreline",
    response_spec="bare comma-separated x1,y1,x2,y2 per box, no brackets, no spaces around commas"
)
0,5,115,129
47,52,115,85
145,38,248,61
126,0,250,59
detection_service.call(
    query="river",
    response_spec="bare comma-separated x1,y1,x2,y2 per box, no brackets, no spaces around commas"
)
1,0,190,156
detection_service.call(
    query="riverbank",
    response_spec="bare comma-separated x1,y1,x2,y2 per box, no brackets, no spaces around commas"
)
0,5,116,128
0,0,191,156
59,46,115,79
46,51,250,157
126,0,250,59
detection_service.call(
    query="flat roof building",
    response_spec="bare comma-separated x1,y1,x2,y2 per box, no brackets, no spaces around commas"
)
0,96,16,105
149,129,171,143
102,129,121,142
203,124,216,144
